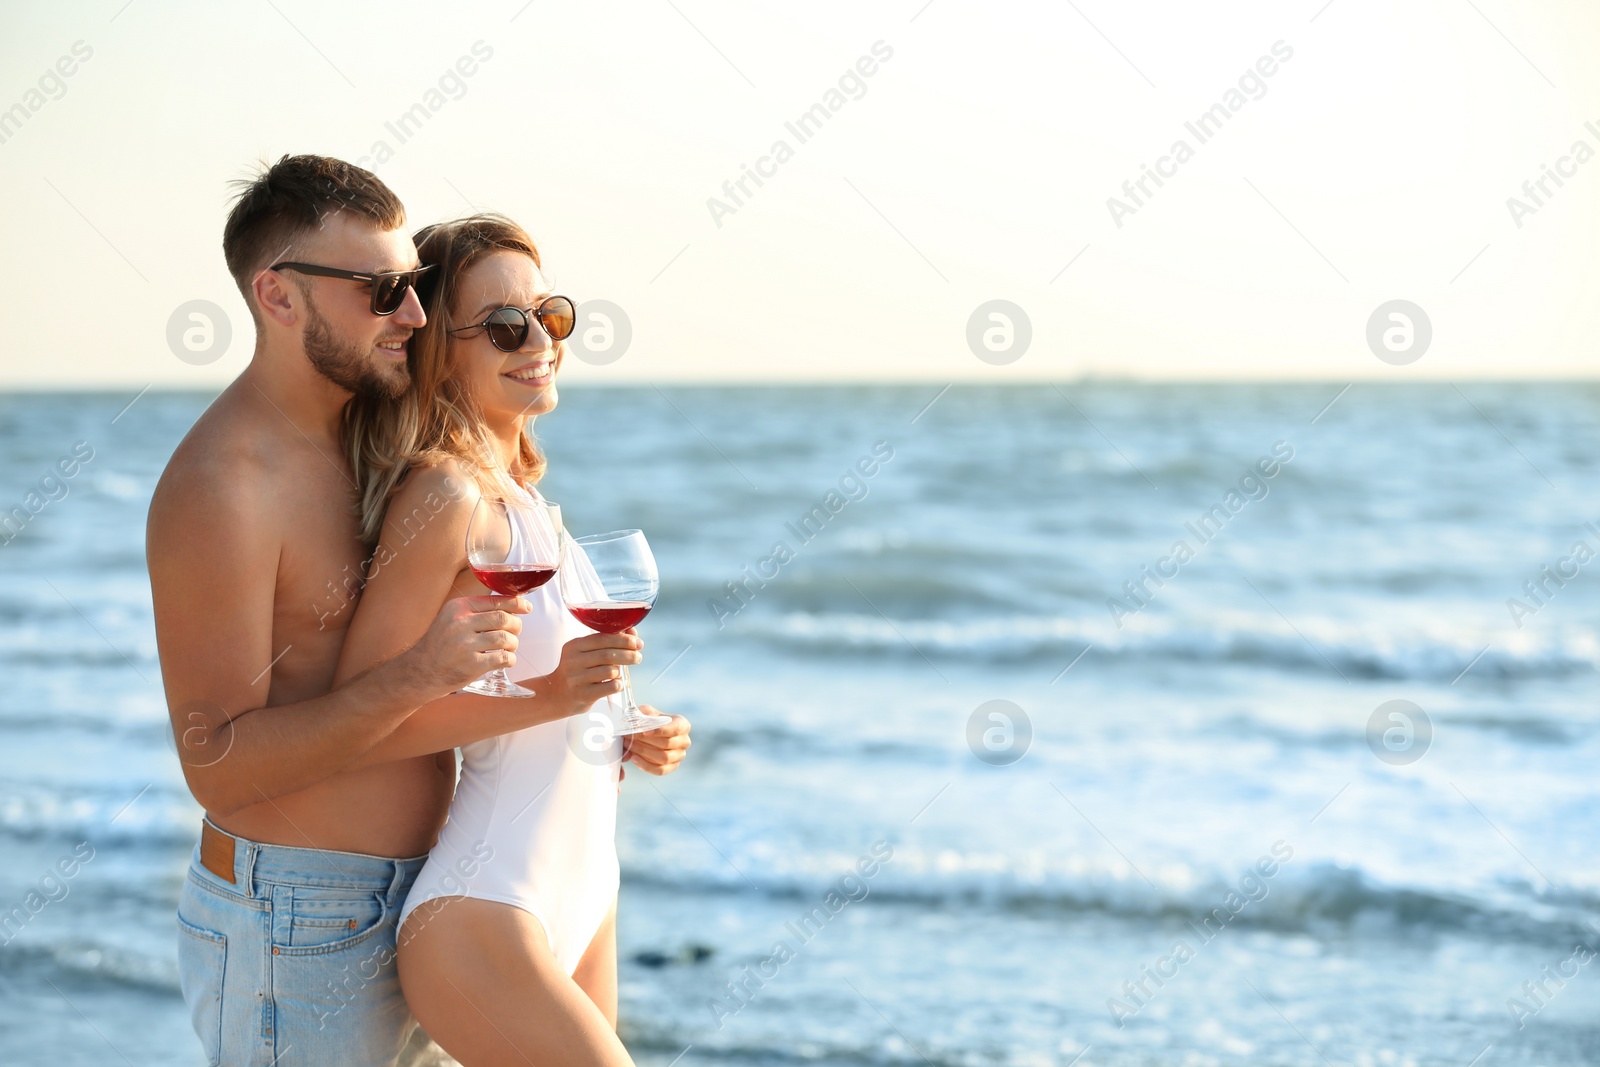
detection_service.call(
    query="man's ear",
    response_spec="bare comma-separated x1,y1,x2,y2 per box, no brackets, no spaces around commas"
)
252,268,299,328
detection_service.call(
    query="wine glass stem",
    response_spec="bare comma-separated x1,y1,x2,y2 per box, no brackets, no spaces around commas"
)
618,664,640,718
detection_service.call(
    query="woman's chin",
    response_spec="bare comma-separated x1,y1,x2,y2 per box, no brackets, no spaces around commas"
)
500,385,557,419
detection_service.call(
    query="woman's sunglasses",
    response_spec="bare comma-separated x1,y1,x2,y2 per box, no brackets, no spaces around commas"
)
448,296,577,352
270,261,437,316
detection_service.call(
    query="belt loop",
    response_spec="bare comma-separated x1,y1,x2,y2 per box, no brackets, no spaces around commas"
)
386,859,409,905
240,840,260,898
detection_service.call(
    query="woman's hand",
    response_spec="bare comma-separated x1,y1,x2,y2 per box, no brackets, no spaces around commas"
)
620,710,692,777
532,632,643,720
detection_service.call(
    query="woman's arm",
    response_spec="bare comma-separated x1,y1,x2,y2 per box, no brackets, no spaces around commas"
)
335,463,638,767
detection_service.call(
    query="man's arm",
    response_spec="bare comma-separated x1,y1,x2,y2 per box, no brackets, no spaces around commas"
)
147,460,523,816
333,465,638,768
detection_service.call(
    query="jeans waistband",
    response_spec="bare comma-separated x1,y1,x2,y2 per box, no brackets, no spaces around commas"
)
199,817,430,903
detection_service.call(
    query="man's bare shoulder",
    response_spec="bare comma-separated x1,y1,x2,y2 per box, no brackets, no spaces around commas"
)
151,388,270,514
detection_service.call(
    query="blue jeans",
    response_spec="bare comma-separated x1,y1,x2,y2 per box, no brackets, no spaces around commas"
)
175,820,456,1067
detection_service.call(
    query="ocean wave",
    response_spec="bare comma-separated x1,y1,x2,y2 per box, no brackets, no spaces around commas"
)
623,1030,955,1067
622,853,1594,943
0,781,198,847
0,938,179,995
729,610,1600,681
0,711,158,735
0,646,156,671
667,564,1056,616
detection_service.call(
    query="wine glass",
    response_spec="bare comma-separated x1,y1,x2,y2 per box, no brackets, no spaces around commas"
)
559,529,672,735
462,495,564,698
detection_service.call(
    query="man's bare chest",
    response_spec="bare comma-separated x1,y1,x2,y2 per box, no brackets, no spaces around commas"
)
273,483,370,643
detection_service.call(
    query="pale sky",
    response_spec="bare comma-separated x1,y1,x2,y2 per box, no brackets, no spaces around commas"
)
1,0,1597,387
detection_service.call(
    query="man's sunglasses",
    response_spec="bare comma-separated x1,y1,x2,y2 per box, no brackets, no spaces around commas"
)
448,296,577,352
270,261,437,316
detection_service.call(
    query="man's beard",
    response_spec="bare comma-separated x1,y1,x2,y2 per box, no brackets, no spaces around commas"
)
302,294,409,400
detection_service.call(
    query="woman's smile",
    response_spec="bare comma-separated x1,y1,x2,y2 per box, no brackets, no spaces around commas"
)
503,359,553,386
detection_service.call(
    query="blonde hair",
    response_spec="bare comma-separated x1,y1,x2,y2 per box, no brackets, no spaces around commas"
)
344,213,554,549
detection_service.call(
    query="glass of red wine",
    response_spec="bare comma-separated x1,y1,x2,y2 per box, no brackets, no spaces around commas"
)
559,529,672,735
463,495,564,698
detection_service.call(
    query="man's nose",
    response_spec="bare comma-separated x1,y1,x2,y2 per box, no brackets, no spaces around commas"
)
392,285,426,328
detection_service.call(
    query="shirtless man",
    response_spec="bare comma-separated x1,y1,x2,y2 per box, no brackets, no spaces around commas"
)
147,155,690,1067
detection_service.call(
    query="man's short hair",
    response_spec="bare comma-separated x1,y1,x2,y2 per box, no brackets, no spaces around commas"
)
222,154,406,320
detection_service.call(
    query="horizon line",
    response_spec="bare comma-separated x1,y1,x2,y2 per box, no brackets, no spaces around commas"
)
2,376,1598,394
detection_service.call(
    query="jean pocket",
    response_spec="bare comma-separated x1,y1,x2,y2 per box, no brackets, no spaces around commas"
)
278,887,389,954
176,912,226,1067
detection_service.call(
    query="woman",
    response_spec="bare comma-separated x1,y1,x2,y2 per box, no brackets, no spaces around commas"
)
335,214,687,1065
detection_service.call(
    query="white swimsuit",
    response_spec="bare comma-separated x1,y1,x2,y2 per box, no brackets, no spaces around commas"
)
396,486,622,975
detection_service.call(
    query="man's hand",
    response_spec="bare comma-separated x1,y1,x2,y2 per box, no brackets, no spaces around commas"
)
403,595,530,698
620,710,691,778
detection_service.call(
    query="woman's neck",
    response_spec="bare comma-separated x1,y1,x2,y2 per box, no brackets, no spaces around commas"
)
485,412,529,472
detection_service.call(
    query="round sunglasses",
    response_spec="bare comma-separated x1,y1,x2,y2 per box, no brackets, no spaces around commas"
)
269,261,436,316
448,296,577,352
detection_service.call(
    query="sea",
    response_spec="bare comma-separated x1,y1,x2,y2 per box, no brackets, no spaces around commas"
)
0,382,1597,1066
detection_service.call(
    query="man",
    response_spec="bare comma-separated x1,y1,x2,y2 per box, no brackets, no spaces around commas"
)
147,155,690,1067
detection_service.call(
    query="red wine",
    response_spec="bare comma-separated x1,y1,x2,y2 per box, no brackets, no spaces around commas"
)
568,600,651,633
472,563,558,596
